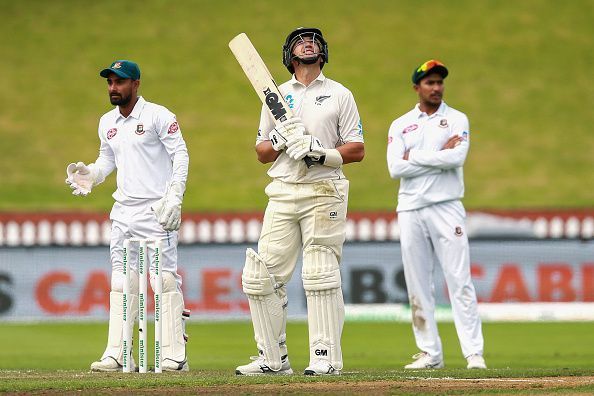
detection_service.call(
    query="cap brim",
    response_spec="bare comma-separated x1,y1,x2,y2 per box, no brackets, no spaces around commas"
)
431,65,448,79
413,65,449,84
99,68,132,79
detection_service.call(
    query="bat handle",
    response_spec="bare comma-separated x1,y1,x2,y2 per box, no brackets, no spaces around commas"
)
303,157,315,168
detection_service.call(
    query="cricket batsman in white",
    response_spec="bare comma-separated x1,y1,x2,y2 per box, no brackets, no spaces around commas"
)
235,27,365,376
387,60,486,369
65,60,190,372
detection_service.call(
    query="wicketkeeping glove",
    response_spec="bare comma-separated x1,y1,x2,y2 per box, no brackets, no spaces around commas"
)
151,182,185,231
65,162,104,196
269,117,306,151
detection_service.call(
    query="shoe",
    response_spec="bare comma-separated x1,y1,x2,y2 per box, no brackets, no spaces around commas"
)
90,356,136,372
466,354,487,369
404,352,444,369
235,353,293,376
162,358,189,372
303,359,340,376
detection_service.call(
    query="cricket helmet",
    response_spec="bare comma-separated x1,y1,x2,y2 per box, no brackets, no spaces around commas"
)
282,27,328,74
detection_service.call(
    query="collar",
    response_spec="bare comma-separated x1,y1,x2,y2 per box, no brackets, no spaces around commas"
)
414,101,448,119
128,96,146,120
116,96,146,121
290,71,326,87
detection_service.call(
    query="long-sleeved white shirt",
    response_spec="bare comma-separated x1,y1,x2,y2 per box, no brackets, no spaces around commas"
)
94,96,189,205
256,72,364,183
387,102,470,212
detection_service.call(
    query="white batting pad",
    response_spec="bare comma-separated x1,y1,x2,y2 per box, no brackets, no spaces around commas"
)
242,248,286,371
101,291,138,363
302,245,344,370
161,271,178,293
161,291,187,363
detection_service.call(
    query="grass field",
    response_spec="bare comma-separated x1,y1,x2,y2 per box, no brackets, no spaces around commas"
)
1,321,593,393
1,0,593,212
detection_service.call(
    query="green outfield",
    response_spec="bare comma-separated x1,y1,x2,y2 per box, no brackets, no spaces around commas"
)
1,321,593,393
1,0,593,212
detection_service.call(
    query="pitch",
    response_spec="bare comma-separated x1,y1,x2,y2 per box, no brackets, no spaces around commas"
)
1,321,593,393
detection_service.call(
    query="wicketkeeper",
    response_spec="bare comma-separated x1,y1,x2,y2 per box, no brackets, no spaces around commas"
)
235,27,365,376
66,60,190,372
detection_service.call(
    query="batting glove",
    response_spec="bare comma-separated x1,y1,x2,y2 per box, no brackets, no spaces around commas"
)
269,117,306,151
285,135,326,161
285,136,344,168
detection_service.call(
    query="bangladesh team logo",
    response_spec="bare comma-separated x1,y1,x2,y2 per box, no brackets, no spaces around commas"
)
107,128,117,140
168,122,179,134
402,124,418,134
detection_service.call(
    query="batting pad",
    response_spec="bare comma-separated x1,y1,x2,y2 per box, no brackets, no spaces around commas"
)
160,271,178,293
162,291,187,363
242,248,286,371
302,245,344,370
101,291,138,363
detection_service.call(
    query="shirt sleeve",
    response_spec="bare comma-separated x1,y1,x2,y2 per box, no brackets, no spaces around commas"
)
156,111,189,189
256,104,275,145
338,91,364,144
387,121,442,179
93,119,116,179
408,114,470,169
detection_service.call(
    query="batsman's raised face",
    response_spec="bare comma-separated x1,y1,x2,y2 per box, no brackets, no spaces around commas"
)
106,72,139,106
292,35,320,57
415,73,444,106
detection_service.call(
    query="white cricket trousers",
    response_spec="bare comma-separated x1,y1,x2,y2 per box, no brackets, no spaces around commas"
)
398,200,483,360
109,200,183,292
257,179,349,286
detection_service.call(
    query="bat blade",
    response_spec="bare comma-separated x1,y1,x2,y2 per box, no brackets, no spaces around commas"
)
229,33,314,168
229,33,294,124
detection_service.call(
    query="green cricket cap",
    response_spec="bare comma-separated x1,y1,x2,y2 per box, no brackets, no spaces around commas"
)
99,60,141,80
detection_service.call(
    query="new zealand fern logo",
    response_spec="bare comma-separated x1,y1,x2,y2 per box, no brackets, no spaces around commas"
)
315,95,331,105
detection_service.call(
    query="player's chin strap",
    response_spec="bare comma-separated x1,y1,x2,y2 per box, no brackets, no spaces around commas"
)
292,53,321,65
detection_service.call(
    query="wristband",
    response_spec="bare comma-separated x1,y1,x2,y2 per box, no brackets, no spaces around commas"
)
322,149,343,168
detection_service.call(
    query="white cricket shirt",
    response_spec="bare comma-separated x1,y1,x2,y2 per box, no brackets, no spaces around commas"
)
387,102,470,212
94,96,189,204
257,72,364,183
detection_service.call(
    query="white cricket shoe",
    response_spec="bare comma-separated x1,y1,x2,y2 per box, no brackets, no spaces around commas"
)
162,358,189,372
404,352,444,369
90,356,136,372
466,354,487,369
303,359,341,376
235,353,293,376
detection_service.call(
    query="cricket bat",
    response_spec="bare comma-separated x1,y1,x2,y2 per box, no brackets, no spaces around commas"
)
229,33,314,168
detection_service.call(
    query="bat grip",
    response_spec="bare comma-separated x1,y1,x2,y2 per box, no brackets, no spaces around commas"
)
303,157,315,168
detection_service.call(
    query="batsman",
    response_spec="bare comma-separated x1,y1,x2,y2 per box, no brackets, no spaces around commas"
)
65,60,190,372
236,27,365,376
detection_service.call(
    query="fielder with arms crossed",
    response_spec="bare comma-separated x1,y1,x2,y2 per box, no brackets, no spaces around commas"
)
387,60,486,370
236,27,364,376
66,60,190,372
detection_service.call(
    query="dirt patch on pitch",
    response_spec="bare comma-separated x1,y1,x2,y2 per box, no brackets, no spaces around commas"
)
17,375,594,395
192,376,594,394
